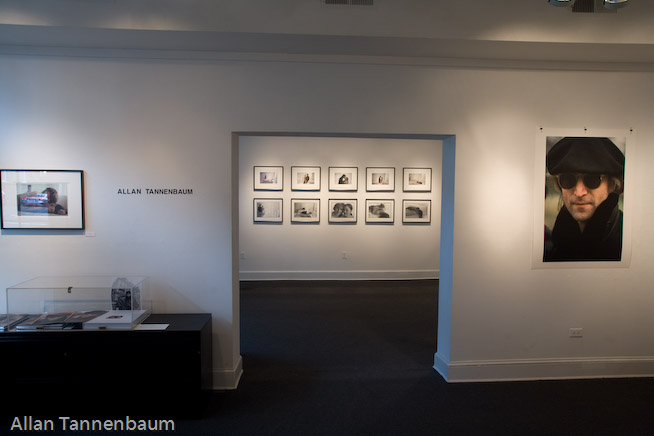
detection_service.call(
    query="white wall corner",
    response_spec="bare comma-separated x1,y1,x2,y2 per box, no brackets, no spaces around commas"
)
433,352,450,381
213,355,244,390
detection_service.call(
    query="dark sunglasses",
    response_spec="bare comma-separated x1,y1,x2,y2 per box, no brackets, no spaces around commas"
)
556,173,604,190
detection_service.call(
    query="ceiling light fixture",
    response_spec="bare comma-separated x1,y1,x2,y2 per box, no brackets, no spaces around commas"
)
603,0,628,9
548,0,573,6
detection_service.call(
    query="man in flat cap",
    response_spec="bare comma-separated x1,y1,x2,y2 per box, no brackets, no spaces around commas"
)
544,137,624,261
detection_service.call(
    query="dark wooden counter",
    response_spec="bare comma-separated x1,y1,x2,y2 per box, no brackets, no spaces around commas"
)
0,313,212,418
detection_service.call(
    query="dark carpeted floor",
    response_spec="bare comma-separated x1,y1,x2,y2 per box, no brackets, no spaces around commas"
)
182,280,654,436
8,279,651,435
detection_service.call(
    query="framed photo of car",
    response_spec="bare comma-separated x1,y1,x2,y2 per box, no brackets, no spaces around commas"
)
403,168,432,192
402,200,431,224
291,166,321,191
253,198,283,223
328,199,357,223
1,169,85,230
291,198,320,223
254,166,283,191
365,199,394,224
366,167,395,192
328,167,358,191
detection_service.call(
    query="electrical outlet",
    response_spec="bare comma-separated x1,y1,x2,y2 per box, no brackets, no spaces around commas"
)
569,328,584,338
240,251,246,260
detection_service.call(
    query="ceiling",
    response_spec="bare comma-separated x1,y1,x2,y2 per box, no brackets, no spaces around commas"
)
1,0,653,70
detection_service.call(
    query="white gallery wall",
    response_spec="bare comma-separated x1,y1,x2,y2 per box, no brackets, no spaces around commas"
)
2,52,654,386
238,135,442,281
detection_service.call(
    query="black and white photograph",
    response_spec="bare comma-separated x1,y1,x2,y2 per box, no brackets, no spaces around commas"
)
291,166,321,191
291,199,320,223
365,199,394,223
111,277,141,310
543,136,625,262
329,167,358,191
366,167,395,192
402,200,431,223
328,199,357,223
0,169,84,230
253,198,283,223
403,168,432,192
253,166,283,191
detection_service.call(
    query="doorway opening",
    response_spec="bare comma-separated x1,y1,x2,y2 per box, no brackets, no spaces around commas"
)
232,132,456,382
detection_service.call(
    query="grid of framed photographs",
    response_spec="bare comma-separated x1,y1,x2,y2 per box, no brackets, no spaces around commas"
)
252,166,432,224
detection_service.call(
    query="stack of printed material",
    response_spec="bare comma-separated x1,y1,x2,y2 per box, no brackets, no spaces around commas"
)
0,314,29,331
14,311,107,330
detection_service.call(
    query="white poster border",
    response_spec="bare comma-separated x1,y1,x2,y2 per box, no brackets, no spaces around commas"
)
531,128,634,269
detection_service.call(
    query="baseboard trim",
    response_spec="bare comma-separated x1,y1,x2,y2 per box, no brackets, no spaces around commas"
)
433,352,449,381
240,269,439,281
212,355,243,390
435,355,654,383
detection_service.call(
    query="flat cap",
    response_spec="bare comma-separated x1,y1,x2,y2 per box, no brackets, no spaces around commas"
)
547,137,624,175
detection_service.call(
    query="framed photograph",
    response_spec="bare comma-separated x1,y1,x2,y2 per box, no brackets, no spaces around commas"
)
532,128,633,269
365,199,394,223
253,198,283,223
328,167,358,191
1,169,85,230
366,167,395,192
402,200,431,223
291,198,320,223
254,166,283,191
403,168,432,192
542,134,626,263
328,199,357,223
291,166,321,191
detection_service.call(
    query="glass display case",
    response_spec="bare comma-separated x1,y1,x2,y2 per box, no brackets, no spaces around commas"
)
2,276,150,331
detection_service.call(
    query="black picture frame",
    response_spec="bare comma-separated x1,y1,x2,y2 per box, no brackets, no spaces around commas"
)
253,198,283,223
365,199,394,224
1,169,85,230
402,199,431,224
291,198,320,223
291,166,321,191
328,199,357,223
254,166,283,191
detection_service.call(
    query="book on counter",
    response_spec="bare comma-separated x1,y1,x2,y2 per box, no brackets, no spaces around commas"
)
13,310,108,331
82,310,149,330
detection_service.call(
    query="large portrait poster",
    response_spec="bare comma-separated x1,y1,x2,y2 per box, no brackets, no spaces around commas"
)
533,129,633,268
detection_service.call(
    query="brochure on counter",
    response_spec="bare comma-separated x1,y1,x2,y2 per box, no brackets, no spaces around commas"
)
82,310,149,330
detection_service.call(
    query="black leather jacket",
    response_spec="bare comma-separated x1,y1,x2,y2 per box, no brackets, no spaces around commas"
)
544,193,623,262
